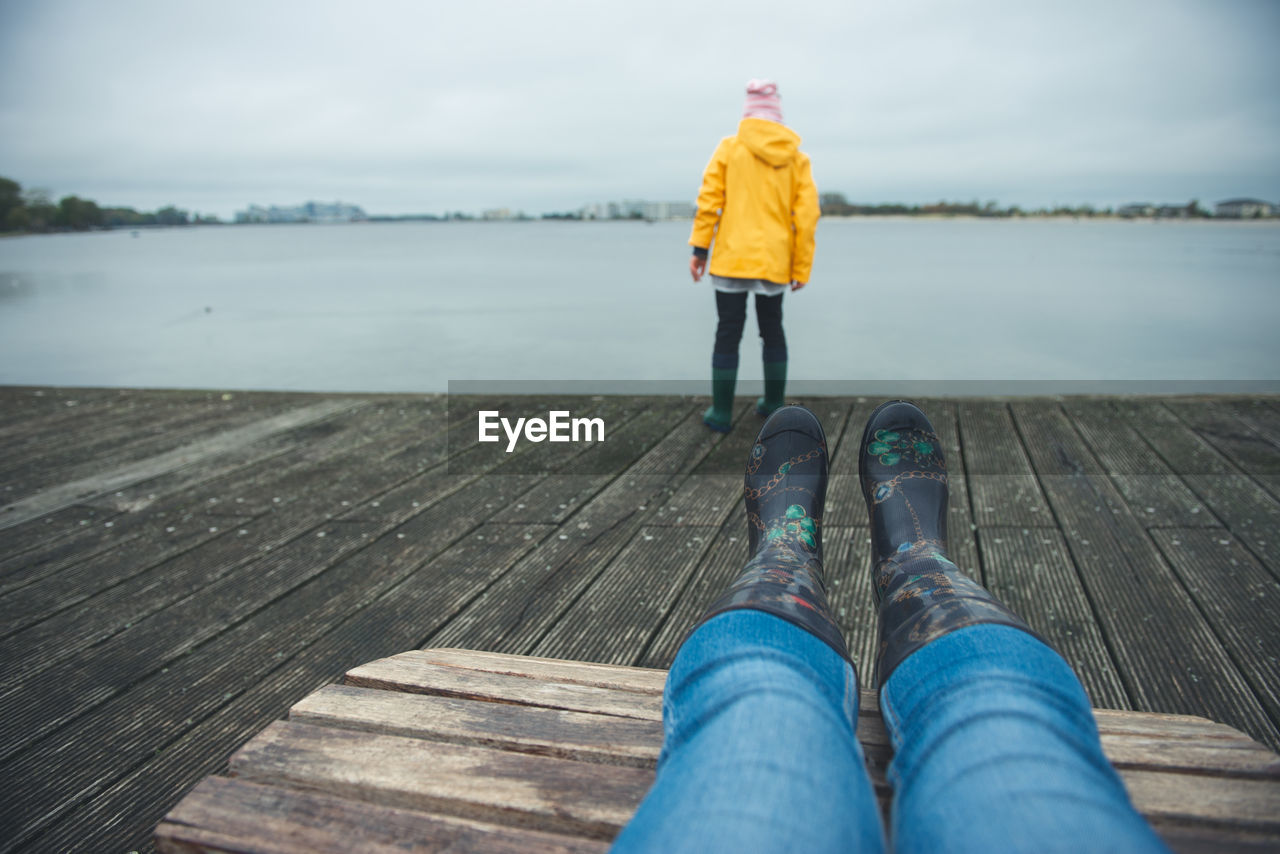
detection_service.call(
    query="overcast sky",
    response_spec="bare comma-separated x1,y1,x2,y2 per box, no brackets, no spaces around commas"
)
1,0,1277,218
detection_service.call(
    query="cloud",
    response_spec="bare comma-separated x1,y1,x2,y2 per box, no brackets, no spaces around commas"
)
2,0,1277,216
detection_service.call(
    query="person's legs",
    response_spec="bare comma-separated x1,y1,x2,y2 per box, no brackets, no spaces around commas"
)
705,290,748,432
611,611,884,854
858,400,1168,854
882,624,1169,853
613,406,885,854
754,292,787,415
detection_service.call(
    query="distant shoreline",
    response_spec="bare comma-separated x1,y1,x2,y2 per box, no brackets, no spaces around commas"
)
5,214,1280,239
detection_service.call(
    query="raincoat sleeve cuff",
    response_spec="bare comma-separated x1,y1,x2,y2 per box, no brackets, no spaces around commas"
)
691,246,709,260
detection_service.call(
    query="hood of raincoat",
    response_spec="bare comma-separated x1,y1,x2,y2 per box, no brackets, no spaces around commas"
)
737,117,802,167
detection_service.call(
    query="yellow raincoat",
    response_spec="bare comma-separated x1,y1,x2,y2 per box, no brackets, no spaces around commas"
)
689,117,820,284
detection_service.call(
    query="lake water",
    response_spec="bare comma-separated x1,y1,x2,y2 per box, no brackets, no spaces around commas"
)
1,219,1277,394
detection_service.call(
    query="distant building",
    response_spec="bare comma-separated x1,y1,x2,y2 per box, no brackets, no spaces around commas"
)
1214,198,1272,218
640,201,695,220
235,201,367,224
580,200,695,221
1117,203,1155,218
482,208,513,221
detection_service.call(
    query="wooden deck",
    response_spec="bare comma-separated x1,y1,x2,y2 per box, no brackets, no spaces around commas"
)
1,386,1279,852
157,649,1280,853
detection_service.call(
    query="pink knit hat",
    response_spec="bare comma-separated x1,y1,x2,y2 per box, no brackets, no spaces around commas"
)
742,79,783,124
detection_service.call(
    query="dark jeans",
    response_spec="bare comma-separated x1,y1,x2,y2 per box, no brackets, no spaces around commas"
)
712,291,786,370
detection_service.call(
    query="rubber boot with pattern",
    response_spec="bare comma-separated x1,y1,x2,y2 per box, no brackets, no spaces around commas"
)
696,405,850,660
859,399,1039,685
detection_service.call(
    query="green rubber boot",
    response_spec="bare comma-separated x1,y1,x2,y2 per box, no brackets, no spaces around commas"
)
703,367,736,433
756,360,787,416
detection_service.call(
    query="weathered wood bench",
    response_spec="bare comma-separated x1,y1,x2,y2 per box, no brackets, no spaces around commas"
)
156,648,1280,853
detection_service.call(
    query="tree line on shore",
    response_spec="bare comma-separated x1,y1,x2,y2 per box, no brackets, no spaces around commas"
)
0,176,214,234
0,173,1242,235
817,194,1211,219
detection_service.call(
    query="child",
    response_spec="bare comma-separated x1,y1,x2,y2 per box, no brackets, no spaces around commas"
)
689,79,820,432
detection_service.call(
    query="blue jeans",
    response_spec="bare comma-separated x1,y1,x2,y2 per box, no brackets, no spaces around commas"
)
612,612,1168,854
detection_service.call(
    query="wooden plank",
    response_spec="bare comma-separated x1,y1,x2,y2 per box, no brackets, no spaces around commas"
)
488,474,613,525
1099,731,1280,777
629,406,732,476
1225,399,1280,488
543,397,692,477
0,387,150,436
0,398,367,530
407,649,667,695
824,473,865,535
0,453,533,690
1111,400,1280,579
299,650,1280,777
485,400,698,525
1120,768,1280,832
0,511,254,667
0,414,477,687
345,658,662,721
0,396,164,474
2,395,345,506
0,394,241,479
156,650,1280,854
1179,475,1280,584
1093,708,1274,741
942,487,984,588
1165,399,1280,477
0,517,555,850
80,396,441,519
688,399,764,475
0,496,208,595
1149,822,1280,854
0,396,666,850
97,396,447,515
828,398,881,476
956,400,1056,527
426,487,657,655
0,504,127,579
823,473,864,528
429,414,725,655
636,515,747,669
1113,399,1236,476
979,526,1130,709
1149,528,1280,748
229,721,652,840
5,389,1280,854
302,670,1280,783
1010,402,1280,748
532,525,718,665
824,526,878,678
0,519,381,762
156,776,609,854
643,473,740,527
817,397,858,471
1063,398,1215,527
290,684,662,768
